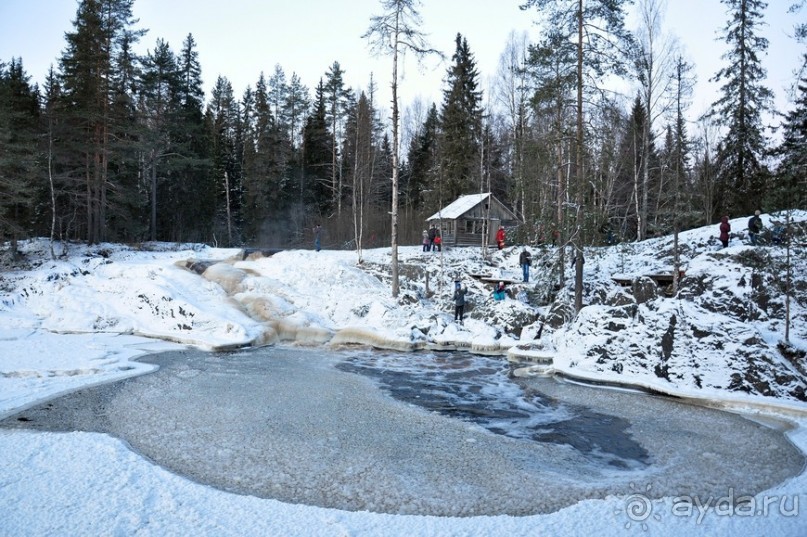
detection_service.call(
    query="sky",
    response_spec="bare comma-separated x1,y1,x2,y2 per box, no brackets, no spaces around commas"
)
0,0,803,124
0,211,806,535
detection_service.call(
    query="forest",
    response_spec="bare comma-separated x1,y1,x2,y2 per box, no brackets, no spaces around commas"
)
0,0,805,254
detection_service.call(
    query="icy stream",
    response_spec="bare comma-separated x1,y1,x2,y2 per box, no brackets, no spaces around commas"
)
2,346,803,517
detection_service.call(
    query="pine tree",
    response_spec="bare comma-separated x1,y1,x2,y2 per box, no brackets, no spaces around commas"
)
268,65,289,134
526,25,578,281
709,0,774,216
207,76,242,245
522,0,633,312
58,0,144,244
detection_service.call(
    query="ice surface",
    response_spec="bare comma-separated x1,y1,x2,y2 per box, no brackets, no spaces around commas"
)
4,346,802,518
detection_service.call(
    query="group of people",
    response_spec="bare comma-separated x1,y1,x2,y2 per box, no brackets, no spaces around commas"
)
451,245,533,323
422,224,442,252
718,210,767,248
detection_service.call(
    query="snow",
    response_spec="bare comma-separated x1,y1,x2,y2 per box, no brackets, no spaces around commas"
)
1,212,806,536
426,192,491,220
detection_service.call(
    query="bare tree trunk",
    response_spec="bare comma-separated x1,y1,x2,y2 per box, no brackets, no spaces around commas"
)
785,209,792,342
224,171,233,246
390,20,400,298
48,118,57,260
574,0,585,312
151,154,157,241
640,121,649,240
556,139,566,288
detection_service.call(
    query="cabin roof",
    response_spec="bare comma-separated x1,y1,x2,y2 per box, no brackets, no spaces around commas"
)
426,193,493,221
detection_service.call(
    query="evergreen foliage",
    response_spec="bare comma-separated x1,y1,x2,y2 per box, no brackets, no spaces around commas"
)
0,59,40,249
773,56,807,210
439,34,483,202
0,0,803,258
709,0,774,216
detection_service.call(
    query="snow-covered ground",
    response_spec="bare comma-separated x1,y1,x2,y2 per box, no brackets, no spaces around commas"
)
0,211,805,536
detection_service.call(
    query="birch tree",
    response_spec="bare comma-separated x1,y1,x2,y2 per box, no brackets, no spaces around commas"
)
364,0,440,297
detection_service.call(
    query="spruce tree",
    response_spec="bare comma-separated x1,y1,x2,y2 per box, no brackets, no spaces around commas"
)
284,72,310,153
323,61,351,214
172,33,213,243
709,0,774,216
302,80,334,213
0,58,40,251
439,33,483,202
139,38,180,241
268,65,289,134
404,103,439,210
773,54,807,210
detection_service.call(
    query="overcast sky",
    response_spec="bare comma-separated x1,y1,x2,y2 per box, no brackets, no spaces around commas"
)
0,0,802,125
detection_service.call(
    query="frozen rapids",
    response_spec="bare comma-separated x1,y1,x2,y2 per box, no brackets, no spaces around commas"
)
2,346,803,517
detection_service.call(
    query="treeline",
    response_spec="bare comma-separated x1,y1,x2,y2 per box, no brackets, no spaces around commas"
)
0,0,805,253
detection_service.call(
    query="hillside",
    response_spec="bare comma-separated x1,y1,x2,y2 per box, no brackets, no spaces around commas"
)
1,211,805,408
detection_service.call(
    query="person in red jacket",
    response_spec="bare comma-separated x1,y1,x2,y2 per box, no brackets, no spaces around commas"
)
719,215,731,248
496,225,505,250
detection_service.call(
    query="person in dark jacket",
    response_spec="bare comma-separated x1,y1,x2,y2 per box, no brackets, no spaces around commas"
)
519,247,532,282
313,224,322,252
748,210,763,245
719,216,731,248
453,281,467,323
428,224,437,251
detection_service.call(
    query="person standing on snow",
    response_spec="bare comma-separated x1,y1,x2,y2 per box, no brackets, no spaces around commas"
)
496,225,505,250
748,210,763,245
453,281,467,323
428,224,437,251
719,216,731,248
422,230,430,252
519,247,532,282
313,224,322,252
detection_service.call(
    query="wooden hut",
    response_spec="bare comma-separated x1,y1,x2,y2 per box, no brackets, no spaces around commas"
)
426,193,518,247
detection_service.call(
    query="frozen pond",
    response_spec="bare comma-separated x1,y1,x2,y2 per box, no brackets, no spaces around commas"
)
2,346,803,517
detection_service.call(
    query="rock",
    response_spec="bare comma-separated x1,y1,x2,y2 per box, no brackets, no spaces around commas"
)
605,288,636,307
545,301,575,329
631,276,658,304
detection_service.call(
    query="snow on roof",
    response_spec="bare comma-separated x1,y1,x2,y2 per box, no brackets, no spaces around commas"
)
426,193,491,221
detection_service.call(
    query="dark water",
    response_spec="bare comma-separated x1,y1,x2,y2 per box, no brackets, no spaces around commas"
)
337,350,649,468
